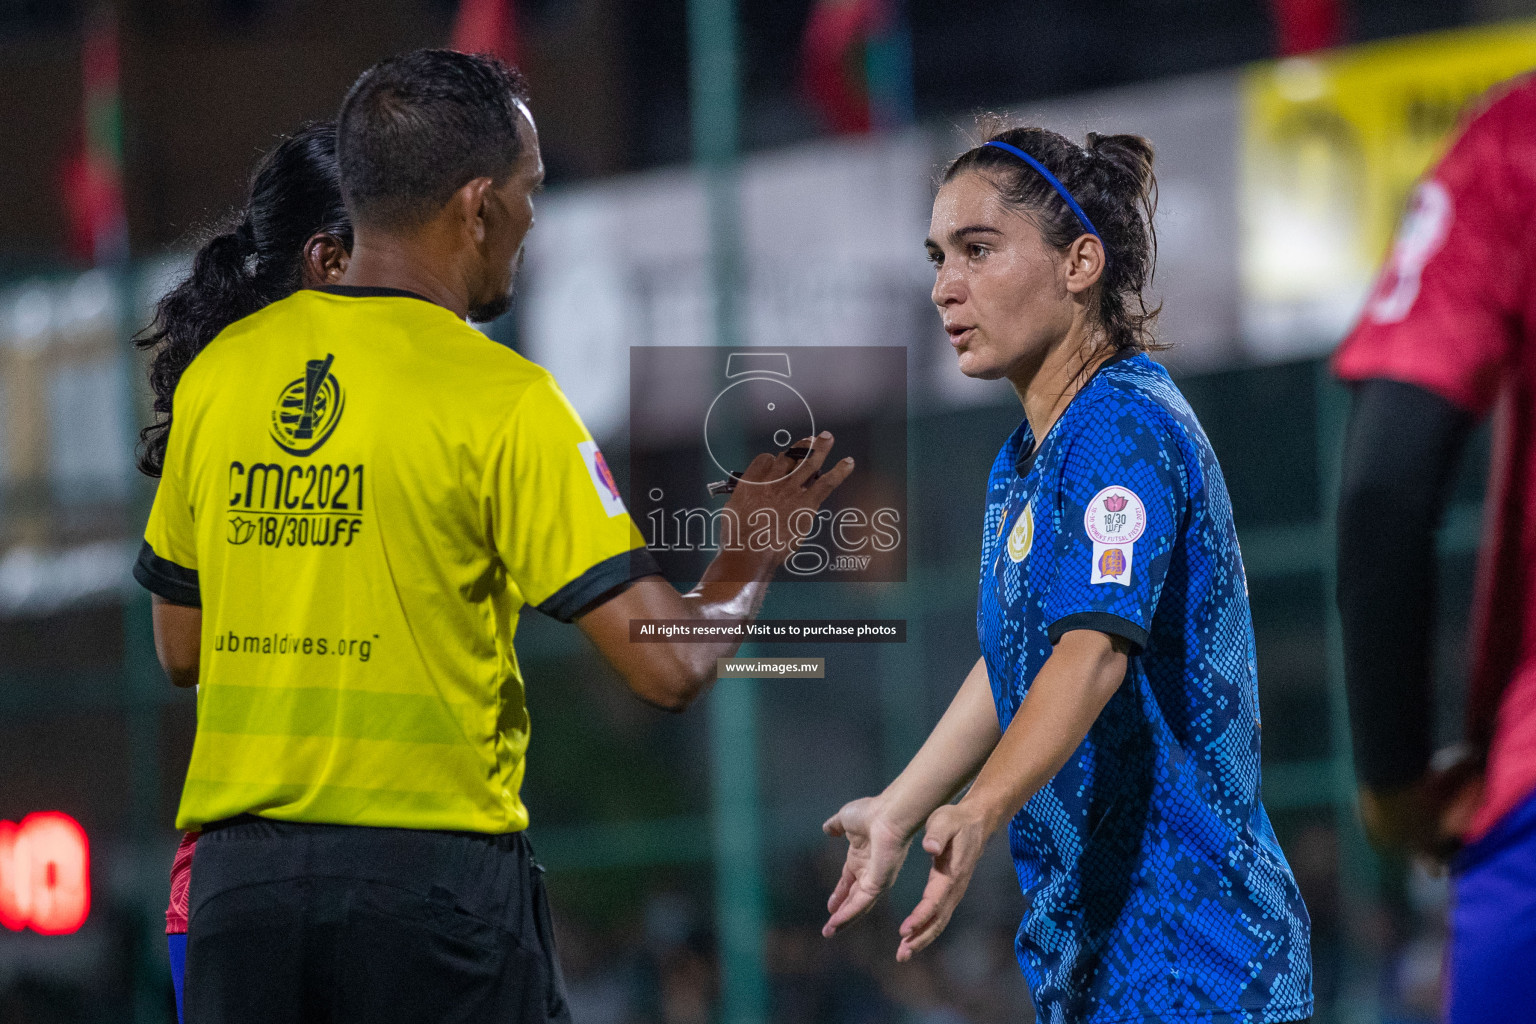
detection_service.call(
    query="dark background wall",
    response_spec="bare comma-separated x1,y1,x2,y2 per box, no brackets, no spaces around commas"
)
0,0,1480,269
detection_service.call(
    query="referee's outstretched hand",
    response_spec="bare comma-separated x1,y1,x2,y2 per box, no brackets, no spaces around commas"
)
721,431,855,570
821,796,915,939
574,432,851,714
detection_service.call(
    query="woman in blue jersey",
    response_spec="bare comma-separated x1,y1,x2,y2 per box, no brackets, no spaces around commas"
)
822,123,1313,1023
135,121,352,1023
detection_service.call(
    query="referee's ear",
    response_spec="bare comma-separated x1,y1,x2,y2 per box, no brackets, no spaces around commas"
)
454,176,498,247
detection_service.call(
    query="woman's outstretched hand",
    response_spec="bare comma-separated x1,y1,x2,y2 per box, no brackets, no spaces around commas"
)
821,796,915,938
821,657,1010,957
896,802,994,961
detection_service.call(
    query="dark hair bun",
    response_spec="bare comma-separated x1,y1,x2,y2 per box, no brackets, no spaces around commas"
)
1085,133,1156,194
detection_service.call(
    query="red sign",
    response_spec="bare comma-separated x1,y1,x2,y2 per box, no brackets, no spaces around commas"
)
0,812,91,935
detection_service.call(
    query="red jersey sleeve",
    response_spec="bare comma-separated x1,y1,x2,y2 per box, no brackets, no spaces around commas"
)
165,830,197,935
1333,78,1536,416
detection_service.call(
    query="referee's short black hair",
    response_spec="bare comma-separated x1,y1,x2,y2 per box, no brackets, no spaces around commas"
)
337,49,531,231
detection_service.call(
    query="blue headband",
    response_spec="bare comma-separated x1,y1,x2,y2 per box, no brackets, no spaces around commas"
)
982,140,1103,249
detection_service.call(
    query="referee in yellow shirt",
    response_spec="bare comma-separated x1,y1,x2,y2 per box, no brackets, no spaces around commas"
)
133,50,852,1023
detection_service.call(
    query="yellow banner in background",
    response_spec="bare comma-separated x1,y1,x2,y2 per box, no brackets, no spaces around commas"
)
1240,19,1536,352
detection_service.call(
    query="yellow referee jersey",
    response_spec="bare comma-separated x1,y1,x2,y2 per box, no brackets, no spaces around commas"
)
134,286,656,834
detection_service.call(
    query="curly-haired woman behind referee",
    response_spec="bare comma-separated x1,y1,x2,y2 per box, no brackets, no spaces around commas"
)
821,122,1313,1023
135,120,352,1023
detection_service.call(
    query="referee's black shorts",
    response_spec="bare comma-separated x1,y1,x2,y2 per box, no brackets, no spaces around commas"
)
184,815,571,1024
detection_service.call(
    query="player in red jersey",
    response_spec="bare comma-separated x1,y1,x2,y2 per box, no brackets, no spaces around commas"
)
1334,74,1536,1023
134,121,352,1022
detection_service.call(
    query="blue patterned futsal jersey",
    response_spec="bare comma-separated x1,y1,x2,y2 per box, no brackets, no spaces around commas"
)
977,353,1312,1024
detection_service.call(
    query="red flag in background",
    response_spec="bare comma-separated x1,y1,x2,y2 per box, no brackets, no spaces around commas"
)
61,4,128,266
452,0,520,64
1268,0,1343,55
800,0,888,135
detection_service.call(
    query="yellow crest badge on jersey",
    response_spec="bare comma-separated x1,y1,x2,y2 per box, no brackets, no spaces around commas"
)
1006,504,1034,563
270,353,344,456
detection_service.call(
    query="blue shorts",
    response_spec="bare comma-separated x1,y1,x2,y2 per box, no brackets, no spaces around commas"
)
168,932,187,1024
1447,786,1536,1023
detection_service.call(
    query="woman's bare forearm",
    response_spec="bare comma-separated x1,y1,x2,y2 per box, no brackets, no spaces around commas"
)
151,595,202,688
959,630,1129,835
877,657,1003,838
